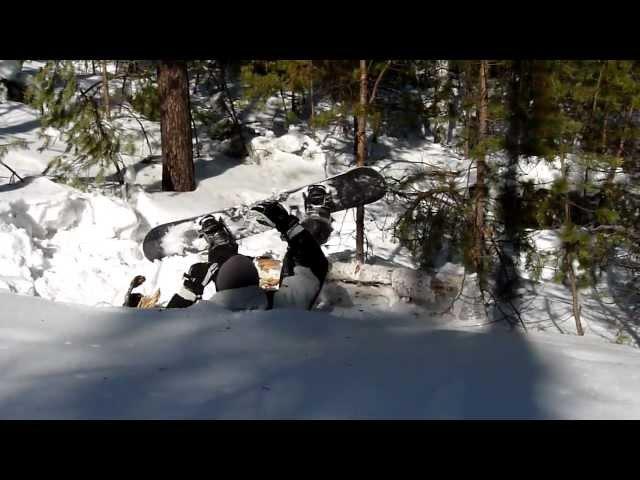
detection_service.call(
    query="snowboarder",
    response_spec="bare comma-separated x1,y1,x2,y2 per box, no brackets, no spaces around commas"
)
166,187,332,311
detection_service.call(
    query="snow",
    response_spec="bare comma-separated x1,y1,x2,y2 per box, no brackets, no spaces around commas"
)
1,290,639,419
1,79,640,418
0,60,20,81
0,102,65,178
273,127,305,153
517,157,562,186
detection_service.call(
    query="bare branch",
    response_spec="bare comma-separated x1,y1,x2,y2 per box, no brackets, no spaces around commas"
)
116,104,155,157
0,160,24,182
369,60,392,105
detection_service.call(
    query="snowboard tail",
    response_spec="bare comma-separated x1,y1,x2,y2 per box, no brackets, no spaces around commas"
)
142,166,386,262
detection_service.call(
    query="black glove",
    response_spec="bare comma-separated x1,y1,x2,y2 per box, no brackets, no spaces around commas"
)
182,262,218,297
251,201,299,235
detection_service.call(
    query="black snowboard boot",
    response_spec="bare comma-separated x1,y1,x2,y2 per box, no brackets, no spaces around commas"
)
301,185,333,245
199,215,239,263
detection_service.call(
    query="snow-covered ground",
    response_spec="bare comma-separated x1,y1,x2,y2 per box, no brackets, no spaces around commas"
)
1,63,639,418
2,290,640,419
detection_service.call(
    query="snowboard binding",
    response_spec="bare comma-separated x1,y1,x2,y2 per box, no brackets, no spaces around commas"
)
198,215,238,252
301,184,334,245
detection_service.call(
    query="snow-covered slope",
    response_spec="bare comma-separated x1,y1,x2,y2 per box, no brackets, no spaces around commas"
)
2,290,639,419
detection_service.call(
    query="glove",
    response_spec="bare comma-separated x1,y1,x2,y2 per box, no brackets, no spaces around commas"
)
251,201,299,235
182,262,218,298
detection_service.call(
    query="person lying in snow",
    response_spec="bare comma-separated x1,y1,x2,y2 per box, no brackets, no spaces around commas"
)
165,190,331,311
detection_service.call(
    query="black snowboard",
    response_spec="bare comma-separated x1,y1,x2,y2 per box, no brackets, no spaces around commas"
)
142,166,386,262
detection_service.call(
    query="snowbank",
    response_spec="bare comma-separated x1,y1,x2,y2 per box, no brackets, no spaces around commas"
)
0,177,148,305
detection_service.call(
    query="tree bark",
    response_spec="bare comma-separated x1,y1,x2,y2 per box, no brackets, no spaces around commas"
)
158,60,195,192
473,60,488,281
356,60,369,265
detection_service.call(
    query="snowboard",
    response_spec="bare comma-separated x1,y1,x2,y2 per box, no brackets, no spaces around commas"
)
142,166,387,262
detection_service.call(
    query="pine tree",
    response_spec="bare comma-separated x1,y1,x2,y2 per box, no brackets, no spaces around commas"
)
27,61,126,187
529,60,640,335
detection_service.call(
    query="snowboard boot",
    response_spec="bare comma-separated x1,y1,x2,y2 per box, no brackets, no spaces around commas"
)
301,184,334,245
198,215,239,264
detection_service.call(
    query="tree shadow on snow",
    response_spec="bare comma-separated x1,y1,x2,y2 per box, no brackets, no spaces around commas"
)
0,299,554,419
187,310,555,419
598,266,640,346
0,175,39,193
0,118,41,136
140,154,243,194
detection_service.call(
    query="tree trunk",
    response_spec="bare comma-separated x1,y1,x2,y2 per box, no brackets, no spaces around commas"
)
356,60,369,266
214,61,248,158
280,86,288,116
601,107,609,154
473,60,488,282
353,115,358,156
499,60,524,299
102,61,111,120
592,61,606,116
158,60,195,192
193,68,200,95
567,258,584,336
583,62,607,197
564,172,584,336
460,66,471,158
309,60,314,127
605,106,633,185
191,107,200,159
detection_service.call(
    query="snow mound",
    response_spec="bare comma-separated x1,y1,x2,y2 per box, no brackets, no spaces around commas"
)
0,177,150,305
392,267,435,304
274,128,305,153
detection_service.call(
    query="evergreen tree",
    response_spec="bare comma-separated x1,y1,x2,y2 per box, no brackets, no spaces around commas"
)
26,60,164,190
526,60,640,334
27,61,127,187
